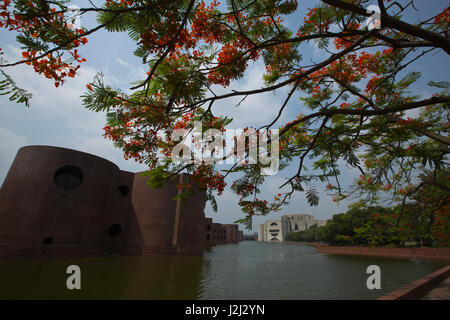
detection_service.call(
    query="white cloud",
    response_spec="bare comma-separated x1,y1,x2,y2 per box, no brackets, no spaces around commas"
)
0,45,350,229
206,170,352,231
116,57,131,68
0,45,146,184
210,60,292,129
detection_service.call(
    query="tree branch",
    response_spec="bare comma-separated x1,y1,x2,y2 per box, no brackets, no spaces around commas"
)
279,95,450,139
322,0,450,54
190,30,377,108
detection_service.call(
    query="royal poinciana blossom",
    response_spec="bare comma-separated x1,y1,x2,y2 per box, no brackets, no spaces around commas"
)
0,0,88,87
0,1,449,237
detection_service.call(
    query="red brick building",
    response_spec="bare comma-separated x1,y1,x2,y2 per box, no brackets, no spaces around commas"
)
0,146,243,258
0,146,208,257
204,220,243,247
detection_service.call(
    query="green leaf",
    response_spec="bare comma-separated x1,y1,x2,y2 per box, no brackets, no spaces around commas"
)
306,188,319,206
428,81,450,88
0,69,32,107
421,156,428,167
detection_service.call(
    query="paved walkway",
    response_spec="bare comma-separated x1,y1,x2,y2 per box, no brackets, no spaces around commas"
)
422,276,450,300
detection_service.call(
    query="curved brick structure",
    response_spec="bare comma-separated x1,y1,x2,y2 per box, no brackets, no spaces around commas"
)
0,146,207,257
131,172,206,255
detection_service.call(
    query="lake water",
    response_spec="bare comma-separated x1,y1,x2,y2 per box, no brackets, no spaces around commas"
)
0,241,446,300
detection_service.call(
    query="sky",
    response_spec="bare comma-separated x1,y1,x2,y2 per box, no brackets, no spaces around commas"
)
0,0,448,233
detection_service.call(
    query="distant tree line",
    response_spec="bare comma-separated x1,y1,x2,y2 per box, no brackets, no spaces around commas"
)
285,201,449,247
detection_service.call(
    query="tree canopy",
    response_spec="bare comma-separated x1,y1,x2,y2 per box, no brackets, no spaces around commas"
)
285,199,449,247
1,0,449,230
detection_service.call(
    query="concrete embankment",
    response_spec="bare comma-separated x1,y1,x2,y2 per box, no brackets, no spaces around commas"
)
284,241,450,261
284,241,450,300
377,265,450,300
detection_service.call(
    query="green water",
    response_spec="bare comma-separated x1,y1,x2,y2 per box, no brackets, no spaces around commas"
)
0,241,446,300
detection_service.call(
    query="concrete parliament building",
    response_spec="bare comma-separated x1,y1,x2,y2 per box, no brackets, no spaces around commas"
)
0,145,242,258
258,214,327,242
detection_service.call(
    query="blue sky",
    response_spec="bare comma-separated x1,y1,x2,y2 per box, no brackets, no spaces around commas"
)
0,0,448,232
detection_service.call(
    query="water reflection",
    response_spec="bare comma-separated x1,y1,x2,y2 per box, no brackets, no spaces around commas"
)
198,242,447,300
0,242,446,300
0,255,204,299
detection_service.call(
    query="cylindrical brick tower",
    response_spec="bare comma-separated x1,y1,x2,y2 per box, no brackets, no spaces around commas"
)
0,145,124,257
131,172,206,255
0,146,208,257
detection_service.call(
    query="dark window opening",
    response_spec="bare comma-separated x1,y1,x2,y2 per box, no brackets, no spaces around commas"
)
117,185,129,197
43,237,53,245
270,222,278,226
206,225,211,231
206,234,211,240
294,223,299,231
108,224,122,238
53,165,83,190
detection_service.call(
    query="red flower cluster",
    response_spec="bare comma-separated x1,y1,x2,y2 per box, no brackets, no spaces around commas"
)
1,1,88,86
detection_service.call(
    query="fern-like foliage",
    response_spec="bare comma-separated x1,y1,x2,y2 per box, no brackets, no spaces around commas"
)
0,69,32,107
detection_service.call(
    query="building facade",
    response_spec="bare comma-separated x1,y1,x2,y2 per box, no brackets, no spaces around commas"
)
0,145,242,258
258,214,328,242
262,220,284,242
203,220,240,247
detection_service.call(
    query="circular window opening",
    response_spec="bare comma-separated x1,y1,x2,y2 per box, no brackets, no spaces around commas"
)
108,224,122,238
53,165,83,190
117,185,129,197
